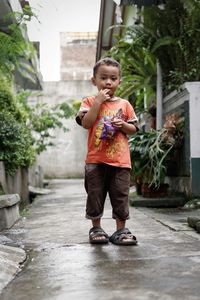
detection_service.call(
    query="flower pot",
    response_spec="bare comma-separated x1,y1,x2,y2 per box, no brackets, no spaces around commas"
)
141,183,169,198
135,182,142,195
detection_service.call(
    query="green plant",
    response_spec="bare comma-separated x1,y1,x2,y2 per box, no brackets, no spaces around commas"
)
16,91,75,154
142,0,200,92
0,80,36,175
129,128,175,189
0,7,38,82
0,111,36,175
0,6,76,175
129,112,184,191
106,0,200,101
20,207,30,217
107,28,157,111
0,82,75,175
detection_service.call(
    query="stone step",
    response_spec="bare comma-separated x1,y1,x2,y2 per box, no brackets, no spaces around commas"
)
0,194,20,231
129,195,186,208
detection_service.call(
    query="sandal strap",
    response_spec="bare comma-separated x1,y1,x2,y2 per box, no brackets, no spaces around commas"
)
110,228,137,244
89,227,109,238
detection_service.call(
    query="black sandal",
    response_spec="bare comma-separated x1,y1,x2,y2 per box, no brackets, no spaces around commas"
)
89,227,109,244
109,228,138,246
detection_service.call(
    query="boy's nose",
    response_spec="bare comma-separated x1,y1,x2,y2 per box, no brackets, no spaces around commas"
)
105,79,112,85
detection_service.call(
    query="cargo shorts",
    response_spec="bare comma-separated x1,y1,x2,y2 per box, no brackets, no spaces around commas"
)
84,163,130,221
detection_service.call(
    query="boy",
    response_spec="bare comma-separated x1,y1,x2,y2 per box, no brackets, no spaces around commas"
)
76,57,138,245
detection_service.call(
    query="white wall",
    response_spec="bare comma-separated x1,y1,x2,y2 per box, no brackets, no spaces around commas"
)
184,82,200,158
31,80,96,178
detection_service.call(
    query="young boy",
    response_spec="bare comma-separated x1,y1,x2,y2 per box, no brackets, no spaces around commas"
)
76,57,138,245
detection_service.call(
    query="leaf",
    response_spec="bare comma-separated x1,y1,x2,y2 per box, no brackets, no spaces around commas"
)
151,36,176,53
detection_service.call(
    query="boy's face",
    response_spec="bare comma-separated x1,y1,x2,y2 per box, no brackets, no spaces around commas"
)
91,64,121,98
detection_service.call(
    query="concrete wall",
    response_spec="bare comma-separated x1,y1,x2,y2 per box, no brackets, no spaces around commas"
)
32,80,96,178
163,82,200,197
37,119,87,178
31,32,98,179
0,162,29,206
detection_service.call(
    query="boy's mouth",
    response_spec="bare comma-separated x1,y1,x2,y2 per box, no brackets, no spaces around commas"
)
105,88,112,94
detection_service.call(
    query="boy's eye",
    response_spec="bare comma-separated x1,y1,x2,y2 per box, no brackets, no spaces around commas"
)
100,76,117,81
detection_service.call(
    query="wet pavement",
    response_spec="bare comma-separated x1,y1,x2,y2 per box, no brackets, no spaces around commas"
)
0,179,200,300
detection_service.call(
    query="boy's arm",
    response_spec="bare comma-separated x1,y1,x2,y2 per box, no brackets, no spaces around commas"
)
111,118,138,135
81,100,101,129
112,100,139,135
81,89,110,129
121,122,138,135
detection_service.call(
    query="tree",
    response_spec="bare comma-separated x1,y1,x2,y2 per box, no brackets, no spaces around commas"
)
0,7,75,175
107,0,200,110
0,6,38,83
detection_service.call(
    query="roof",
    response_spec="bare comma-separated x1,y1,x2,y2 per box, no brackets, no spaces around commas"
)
96,0,124,61
120,0,165,5
96,0,166,61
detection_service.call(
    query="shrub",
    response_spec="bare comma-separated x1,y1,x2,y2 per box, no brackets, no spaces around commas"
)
0,111,35,175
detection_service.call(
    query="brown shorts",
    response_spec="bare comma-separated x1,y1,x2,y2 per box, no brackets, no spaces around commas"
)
84,163,130,220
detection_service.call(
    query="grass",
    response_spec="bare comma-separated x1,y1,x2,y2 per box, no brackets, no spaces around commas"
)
20,207,30,217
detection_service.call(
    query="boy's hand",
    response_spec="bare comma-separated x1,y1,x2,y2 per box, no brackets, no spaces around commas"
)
111,117,124,129
112,118,137,135
95,89,111,104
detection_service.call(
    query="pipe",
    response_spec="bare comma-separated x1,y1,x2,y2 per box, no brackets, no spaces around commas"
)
156,59,163,130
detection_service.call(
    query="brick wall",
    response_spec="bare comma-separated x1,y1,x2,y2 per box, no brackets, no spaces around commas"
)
60,32,97,81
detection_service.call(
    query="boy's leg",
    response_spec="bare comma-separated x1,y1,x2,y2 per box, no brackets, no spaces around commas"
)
108,166,137,244
108,166,130,225
116,219,126,231
84,164,107,219
84,164,108,243
92,218,101,228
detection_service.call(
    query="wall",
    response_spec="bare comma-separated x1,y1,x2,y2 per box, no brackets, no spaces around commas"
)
60,32,97,81
32,80,96,178
28,32,97,179
0,162,29,206
163,82,200,197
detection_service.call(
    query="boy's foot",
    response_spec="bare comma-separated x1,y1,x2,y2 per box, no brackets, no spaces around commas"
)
89,227,109,244
109,228,138,246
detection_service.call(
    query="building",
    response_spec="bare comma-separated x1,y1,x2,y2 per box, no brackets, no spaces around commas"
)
36,32,97,178
96,0,200,197
60,32,97,81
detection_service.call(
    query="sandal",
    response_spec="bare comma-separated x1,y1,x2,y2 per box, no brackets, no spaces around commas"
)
89,227,109,244
109,228,138,246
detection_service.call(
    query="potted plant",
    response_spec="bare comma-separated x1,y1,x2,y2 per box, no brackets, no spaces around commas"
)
129,125,179,198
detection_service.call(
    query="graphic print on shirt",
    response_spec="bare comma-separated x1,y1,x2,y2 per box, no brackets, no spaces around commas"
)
94,108,126,159
106,138,126,159
79,96,137,168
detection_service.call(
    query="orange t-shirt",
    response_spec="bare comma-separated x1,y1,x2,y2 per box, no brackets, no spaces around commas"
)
79,96,138,169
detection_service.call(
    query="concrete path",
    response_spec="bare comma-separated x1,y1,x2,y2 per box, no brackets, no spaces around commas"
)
0,179,200,300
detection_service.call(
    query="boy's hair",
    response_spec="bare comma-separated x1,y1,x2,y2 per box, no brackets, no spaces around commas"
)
93,57,121,77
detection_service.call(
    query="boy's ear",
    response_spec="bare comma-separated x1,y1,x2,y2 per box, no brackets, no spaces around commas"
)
91,77,96,86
